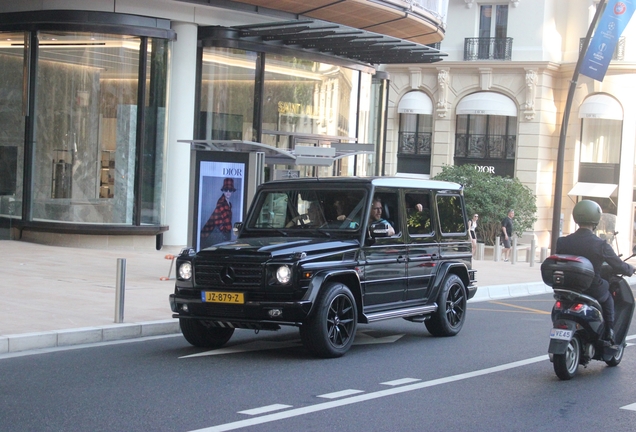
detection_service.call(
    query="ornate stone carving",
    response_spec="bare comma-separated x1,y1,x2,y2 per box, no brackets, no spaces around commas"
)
436,68,449,118
524,69,536,120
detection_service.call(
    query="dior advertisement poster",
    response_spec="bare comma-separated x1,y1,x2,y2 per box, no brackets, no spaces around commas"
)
196,161,245,250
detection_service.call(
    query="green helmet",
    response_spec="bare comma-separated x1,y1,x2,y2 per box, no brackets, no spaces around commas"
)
572,200,602,225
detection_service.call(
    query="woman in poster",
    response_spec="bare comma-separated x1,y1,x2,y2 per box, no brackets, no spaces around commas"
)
200,178,236,248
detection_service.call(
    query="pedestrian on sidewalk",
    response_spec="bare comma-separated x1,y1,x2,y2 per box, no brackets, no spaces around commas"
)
468,213,478,256
501,209,514,262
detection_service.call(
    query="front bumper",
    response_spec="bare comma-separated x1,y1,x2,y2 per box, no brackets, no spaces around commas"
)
169,293,312,327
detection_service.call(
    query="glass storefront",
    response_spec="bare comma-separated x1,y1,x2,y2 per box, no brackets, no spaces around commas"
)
0,32,26,221
0,13,173,234
198,44,379,180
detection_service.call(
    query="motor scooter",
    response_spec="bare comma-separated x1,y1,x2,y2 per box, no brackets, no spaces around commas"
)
541,246,636,380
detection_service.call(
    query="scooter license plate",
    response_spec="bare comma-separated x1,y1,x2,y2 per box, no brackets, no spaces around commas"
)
550,328,573,341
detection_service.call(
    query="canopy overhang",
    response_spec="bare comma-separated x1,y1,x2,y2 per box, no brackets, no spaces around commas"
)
204,19,446,66
398,91,433,115
568,182,618,198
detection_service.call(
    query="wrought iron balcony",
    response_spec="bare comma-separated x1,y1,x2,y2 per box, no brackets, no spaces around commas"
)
579,36,625,61
464,37,513,61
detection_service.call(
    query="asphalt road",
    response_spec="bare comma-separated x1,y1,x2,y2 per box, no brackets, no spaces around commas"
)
2,293,636,432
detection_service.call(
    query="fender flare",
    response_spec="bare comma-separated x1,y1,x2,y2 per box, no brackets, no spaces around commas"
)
301,269,362,318
430,261,470,299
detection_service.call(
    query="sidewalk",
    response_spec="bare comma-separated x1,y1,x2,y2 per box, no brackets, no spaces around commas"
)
0,240,550,354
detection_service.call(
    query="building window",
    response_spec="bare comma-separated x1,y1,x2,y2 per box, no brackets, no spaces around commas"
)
397,91,433,175
454,92,517,177
476,4,509,60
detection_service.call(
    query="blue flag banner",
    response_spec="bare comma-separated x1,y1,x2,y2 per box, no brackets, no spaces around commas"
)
581,0,636,81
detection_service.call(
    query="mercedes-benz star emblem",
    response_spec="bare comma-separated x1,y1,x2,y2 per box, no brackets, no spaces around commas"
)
220,266,236,285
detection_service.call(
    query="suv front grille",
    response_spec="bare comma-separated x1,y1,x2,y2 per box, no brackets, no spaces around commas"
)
194,257,263,289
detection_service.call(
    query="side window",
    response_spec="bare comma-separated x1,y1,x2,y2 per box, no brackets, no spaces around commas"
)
437,194,466,235
370,190,401,236
405,191,433,236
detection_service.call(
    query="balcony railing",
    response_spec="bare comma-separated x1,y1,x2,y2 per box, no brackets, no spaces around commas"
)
454,134,516,159
579,36,625,61
464,37,513,61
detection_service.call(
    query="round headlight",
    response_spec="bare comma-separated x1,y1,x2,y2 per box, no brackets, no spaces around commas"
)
178,262,193,280
276,265,292,284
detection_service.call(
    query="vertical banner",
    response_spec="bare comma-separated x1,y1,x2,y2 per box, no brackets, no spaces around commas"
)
197,161,245,250
581,0,635,81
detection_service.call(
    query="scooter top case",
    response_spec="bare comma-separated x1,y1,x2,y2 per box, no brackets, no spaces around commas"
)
610,277,635,346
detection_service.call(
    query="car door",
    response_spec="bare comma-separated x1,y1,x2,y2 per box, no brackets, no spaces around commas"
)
361,189,408,308
405,190,439,302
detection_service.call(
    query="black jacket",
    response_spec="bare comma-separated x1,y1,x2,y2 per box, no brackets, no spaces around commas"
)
556,228,633,288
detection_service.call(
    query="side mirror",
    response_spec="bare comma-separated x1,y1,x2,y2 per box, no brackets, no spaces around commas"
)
369,221,391,238
233,222,243,234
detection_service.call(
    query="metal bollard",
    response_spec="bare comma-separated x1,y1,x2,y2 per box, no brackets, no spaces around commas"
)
115,258,126,323
529,239,536,267
540,247,548,263
511,236,518,264
477,243,485,260
494,236,501,261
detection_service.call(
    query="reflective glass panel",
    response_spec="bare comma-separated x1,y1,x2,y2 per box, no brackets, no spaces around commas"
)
33,32,141,224
198,47,256,142
0,32,26,221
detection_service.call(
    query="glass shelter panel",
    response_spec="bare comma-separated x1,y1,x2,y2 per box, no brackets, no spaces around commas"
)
33,32,141,224
0,32,26,221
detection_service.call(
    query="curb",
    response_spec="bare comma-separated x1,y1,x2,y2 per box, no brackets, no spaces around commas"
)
0,320,181,354
469,282,550,302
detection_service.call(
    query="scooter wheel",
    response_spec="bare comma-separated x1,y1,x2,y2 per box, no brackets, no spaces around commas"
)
605,342,625,367
553,335,580,380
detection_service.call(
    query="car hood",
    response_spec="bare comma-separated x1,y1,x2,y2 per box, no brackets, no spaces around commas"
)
197,237,359,258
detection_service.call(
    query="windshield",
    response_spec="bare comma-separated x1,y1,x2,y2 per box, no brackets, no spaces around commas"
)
247,187,367,232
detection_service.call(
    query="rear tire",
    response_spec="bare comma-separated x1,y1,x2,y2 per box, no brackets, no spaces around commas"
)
553,335,580,380
179,319,234,348
425,274,467,337
300,282,357,358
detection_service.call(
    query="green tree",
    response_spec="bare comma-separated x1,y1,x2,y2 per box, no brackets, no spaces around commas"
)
433,164,537,245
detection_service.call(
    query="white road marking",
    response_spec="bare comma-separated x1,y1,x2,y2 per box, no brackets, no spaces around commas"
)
238,404,292,416
179,340,301,358
620,403,636,411
317,389,364,399
381,378,421,386
180,331,404,358
189,354,549,432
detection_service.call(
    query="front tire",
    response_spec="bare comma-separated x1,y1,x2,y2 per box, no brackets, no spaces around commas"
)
300,282,357,358
425,274,467,337
605,342,625,367
553,335,580,380
179,319,234,348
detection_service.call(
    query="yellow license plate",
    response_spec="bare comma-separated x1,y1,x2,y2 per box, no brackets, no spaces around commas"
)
201,291,244,304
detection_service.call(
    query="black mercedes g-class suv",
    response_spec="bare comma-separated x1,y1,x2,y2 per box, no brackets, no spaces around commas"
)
169,177,477,357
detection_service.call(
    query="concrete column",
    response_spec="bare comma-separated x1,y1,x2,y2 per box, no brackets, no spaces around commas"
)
164,22,198,247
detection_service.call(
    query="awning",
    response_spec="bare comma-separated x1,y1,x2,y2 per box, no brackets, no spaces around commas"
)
568,182,618,198
456,92,517,116
178,140,374,167
202,20,446,66
398,91,433,115
578,94,623,120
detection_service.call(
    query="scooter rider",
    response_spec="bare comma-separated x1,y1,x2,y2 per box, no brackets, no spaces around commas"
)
556,200,635,344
